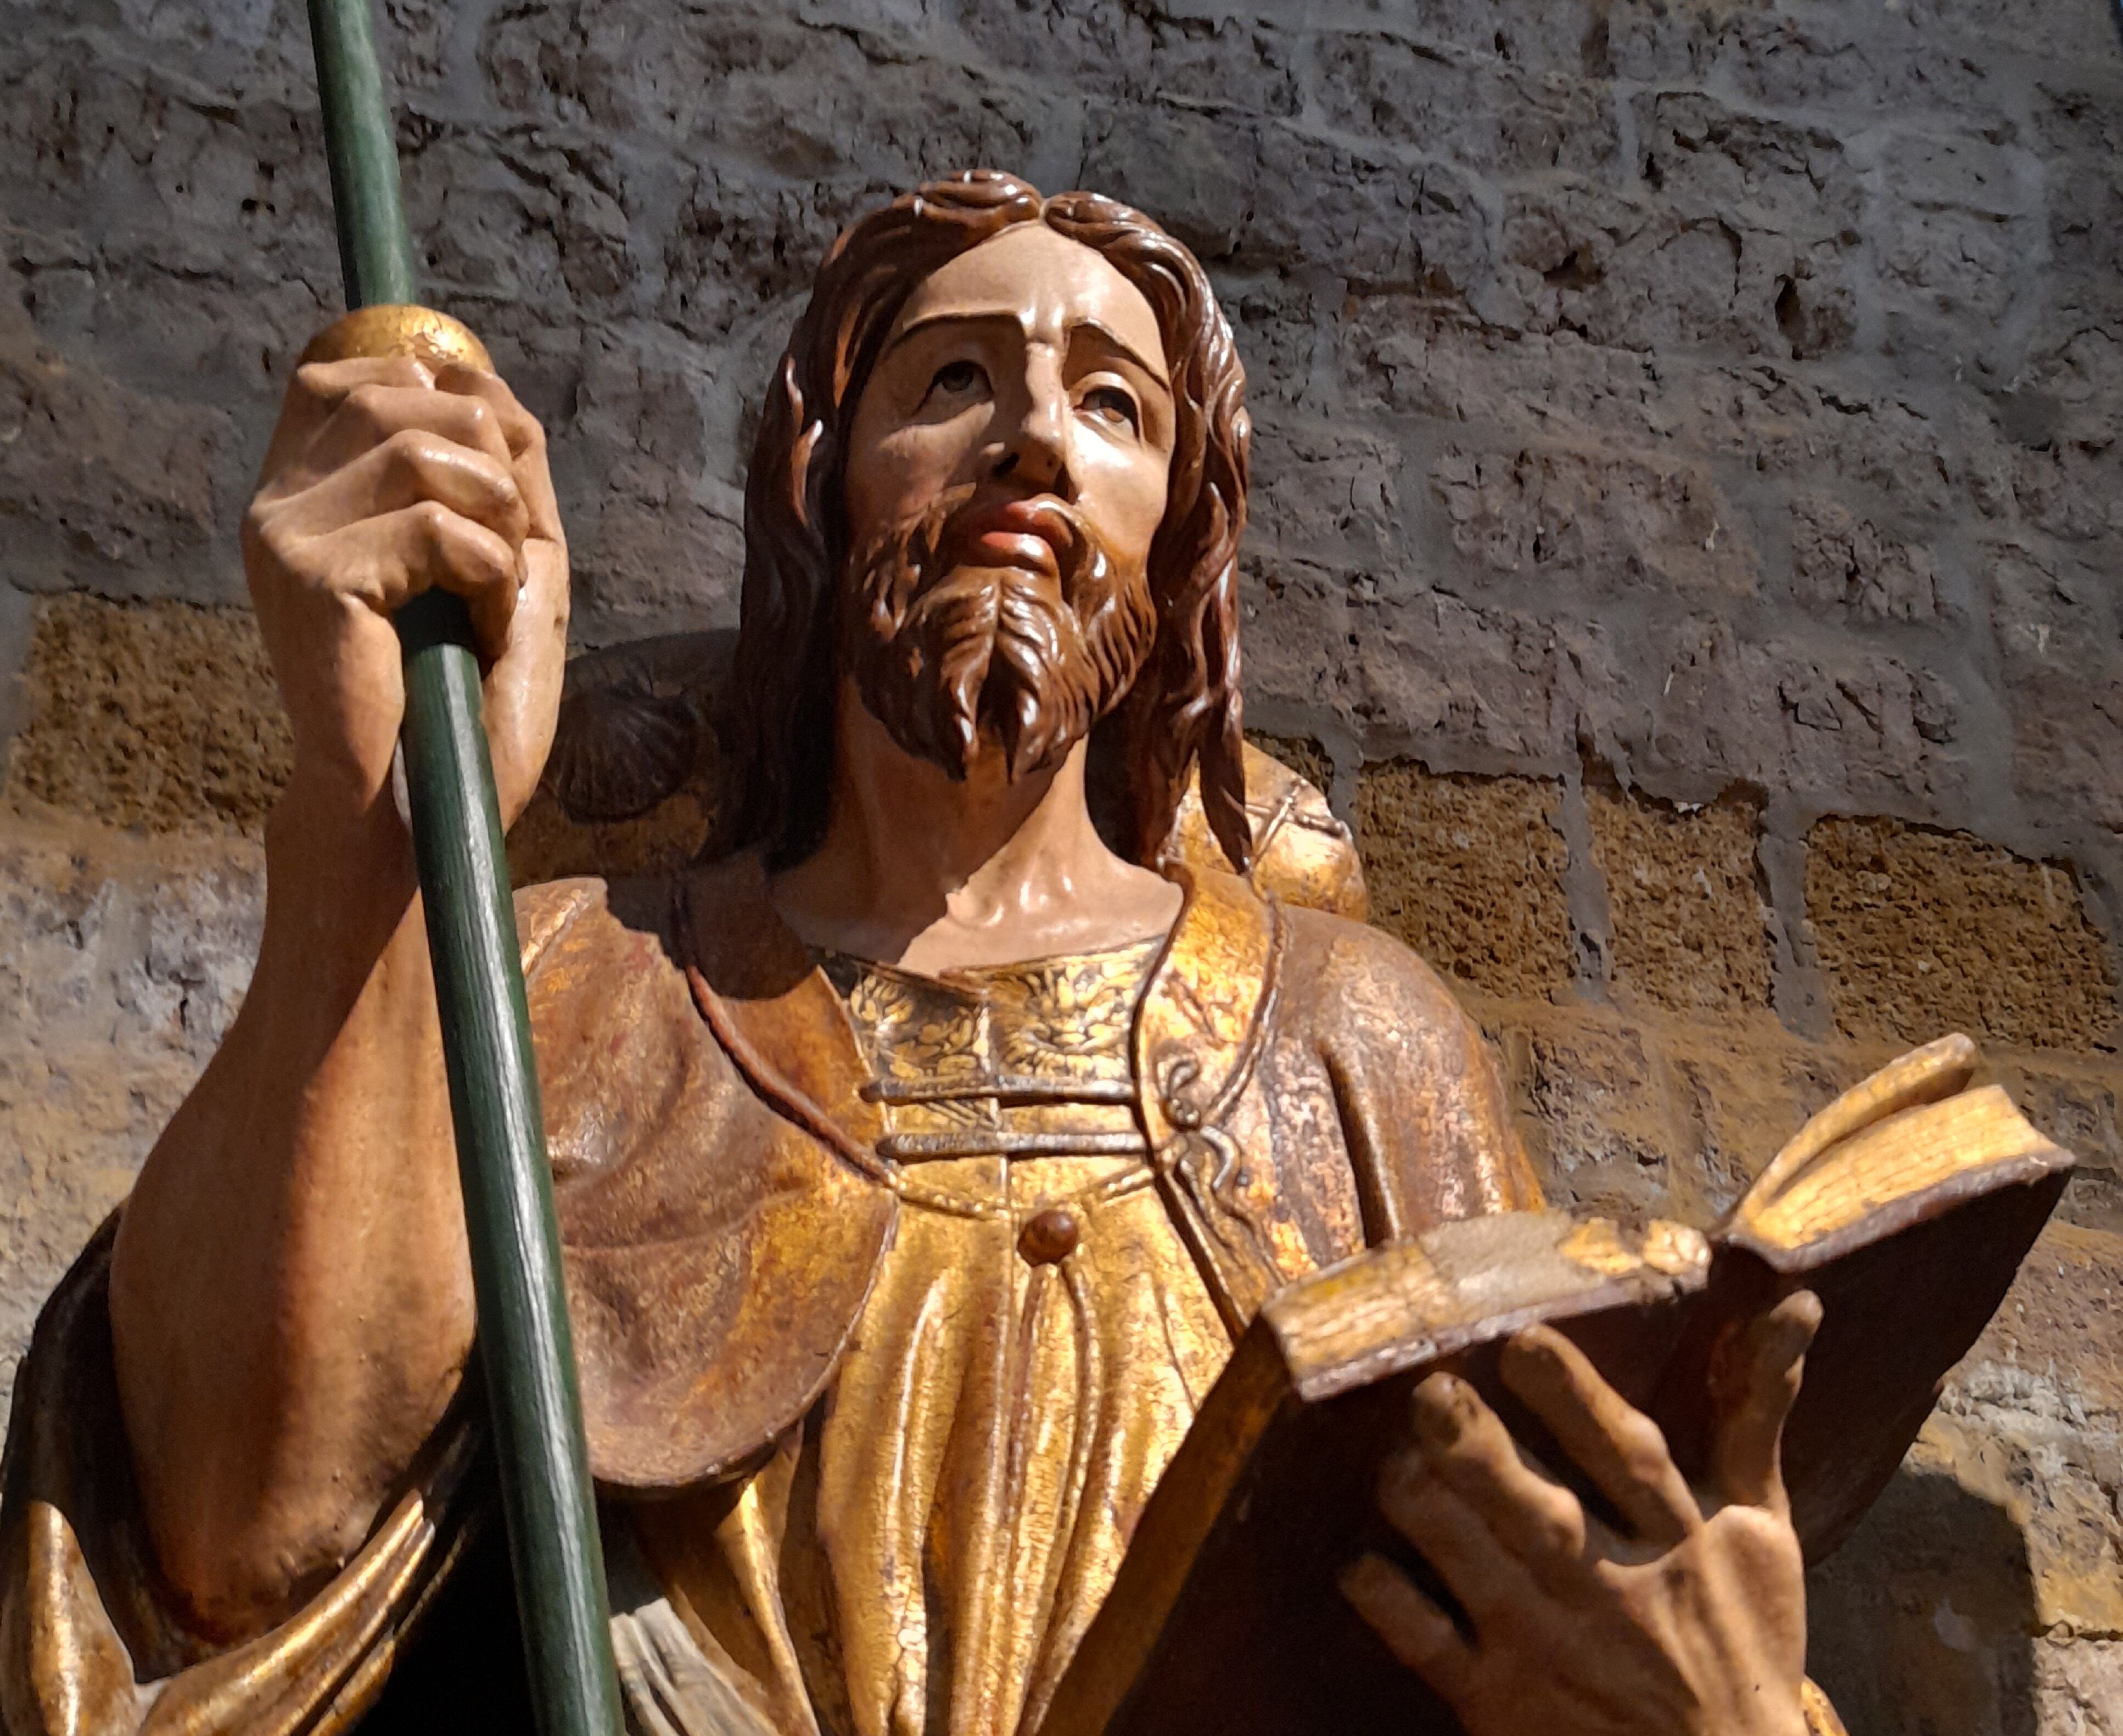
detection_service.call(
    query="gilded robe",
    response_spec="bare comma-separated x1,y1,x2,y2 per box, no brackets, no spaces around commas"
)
1,782,1835,1735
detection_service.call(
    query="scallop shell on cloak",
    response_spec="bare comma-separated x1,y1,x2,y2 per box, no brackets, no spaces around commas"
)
542,684,700,822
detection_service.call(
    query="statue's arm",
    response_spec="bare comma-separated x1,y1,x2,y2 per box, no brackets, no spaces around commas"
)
1286,924,1823,1736
1280,908,1544,1240
103,352,568,1643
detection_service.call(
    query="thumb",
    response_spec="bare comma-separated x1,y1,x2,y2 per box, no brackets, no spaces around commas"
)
1709,1289,1822,1516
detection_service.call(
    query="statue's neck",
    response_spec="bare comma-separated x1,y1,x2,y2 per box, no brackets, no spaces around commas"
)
767,680,1183,974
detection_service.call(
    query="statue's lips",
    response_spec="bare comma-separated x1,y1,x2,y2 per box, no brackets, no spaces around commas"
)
947,497,1073,575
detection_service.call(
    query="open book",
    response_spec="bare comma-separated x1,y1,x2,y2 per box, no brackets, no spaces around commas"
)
1037,1035,2074,1736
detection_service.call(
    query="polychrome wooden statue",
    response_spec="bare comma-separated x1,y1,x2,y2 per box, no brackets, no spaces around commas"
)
10,172,2054,1736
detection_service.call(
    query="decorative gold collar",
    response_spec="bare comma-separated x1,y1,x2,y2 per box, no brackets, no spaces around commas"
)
676,851,1282,1178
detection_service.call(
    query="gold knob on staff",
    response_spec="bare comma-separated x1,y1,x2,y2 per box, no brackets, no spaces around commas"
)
299,303,495,373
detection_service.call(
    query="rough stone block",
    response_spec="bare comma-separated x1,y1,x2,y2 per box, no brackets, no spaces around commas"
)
1660,1026,1870,1221
1904,0,2121,63
1237,546,1594,763
2017,316,2123,448
1218,279,1333,412
2036,1640,2123,1736
1355,762,1572,1000
2017,1067,2123,1237
2032,75,2123,161
643,170,937,357
1431,444,1757,597
483,2,1077,188
1227,123,1493,297
554,339,745,640
0,824,264,1410
1880,128,2029,222
1310,33,1618,176
1789,496,1942,622
1610,3,1998,117
1625,615,1971,813
4,596,292,836
1333,0,1605,77
408,133,589,316
0,313,244,604
2005,677,2123,842
1338,307,1663,433
1589,787,1774,1015
2007,438,2123,547
1247,415,1404,571
1480,1001,1875,1237
1514,1010,1674,1219
1235,553,1355,715
1590,91,1863,359
1350,591,1589,765
1807,816,2118,1052
945,0,1303,116
1879,207,2027,369
1987,539,2123,835
1747,382,1961,517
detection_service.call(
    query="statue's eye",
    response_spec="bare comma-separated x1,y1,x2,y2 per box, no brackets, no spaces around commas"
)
928,359,985,399
1083,384,1140,432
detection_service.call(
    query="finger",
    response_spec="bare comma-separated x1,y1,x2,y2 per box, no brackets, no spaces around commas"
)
292,354,438,404
303,426,530,552
1500,1325,1701,1547
436,364,564,545
264,355,436,484
1710,1289,1822,1516
1403,1375,1587,1572
1376,1447,1544,1627
302,382,517,484
1340,1553,1477,1707
349,501,520,658
408,501,520,657
479,539,570,807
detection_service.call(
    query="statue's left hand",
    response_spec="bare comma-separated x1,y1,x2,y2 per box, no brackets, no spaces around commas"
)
1342,1291,1822,1736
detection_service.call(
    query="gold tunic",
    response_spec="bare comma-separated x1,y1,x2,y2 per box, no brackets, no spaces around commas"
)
626,940,1231,1736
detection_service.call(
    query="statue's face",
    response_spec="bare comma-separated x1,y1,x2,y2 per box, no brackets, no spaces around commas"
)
837,223,1181,780
845,223,1177,572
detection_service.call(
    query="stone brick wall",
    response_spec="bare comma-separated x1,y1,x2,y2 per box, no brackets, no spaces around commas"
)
2,1,2120,1729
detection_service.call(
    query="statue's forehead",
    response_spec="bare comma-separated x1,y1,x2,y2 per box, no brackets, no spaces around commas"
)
886,222,1168,383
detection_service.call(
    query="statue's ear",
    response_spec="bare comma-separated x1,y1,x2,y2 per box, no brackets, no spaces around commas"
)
1159,741,1367,922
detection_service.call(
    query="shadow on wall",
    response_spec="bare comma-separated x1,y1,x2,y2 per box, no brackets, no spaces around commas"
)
1807,1465,2037,1736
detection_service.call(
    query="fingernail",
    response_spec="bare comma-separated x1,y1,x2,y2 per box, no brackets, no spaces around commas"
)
1778,1287,1825,1337
1410,1376,1466,1447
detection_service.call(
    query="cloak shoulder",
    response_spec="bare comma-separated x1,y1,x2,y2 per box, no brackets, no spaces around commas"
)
1264,906,1547,1239
522,865,895,1493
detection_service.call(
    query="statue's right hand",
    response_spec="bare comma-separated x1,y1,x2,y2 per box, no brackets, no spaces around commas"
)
243,352,569,838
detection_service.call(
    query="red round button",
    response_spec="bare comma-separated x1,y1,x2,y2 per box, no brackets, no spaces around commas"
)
1020,1207,1082,1265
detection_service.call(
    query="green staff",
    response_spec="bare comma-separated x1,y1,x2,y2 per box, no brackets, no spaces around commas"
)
303,3,621,1732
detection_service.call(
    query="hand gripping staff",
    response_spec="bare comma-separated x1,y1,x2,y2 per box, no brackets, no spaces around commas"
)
302,2,623,1730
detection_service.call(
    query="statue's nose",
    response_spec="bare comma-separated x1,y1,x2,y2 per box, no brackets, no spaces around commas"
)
992,361,1074,497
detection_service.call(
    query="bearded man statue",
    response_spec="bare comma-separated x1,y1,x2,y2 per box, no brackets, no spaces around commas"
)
0,173,1840,1736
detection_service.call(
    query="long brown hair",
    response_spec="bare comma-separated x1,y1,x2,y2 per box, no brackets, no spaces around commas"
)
723,170,1252,871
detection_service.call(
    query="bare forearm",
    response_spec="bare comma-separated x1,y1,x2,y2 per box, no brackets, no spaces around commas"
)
104,344,564,1638
109,779,475,1638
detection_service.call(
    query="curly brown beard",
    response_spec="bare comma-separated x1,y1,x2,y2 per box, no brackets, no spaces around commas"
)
843,486,1158,783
